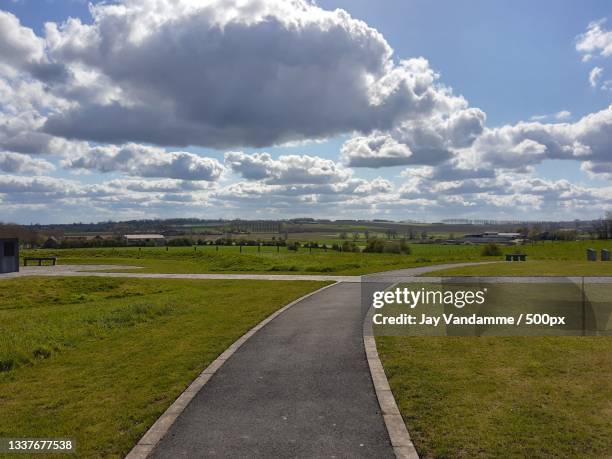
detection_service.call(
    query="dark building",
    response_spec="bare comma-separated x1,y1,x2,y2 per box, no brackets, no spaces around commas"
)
0,238,19,273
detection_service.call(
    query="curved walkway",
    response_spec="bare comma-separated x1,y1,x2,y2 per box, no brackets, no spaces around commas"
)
143,264,480,458
150,281,392,458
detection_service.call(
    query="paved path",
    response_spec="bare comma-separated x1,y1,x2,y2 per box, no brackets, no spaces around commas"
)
1,262,492,283
151,281,393,458
5,262,611,457
0,265,360,282
5,263,611,284
150,264,482,458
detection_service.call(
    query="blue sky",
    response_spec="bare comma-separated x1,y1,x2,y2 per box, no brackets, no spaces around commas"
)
0,0,610,223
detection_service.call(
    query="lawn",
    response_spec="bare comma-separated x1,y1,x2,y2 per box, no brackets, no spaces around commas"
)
0,277,327,458
20,245,485,275
425,260,612,277
20,240,612,276
376,336,612,458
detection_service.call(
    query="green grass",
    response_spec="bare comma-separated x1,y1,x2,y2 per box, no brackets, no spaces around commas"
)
426,260,612,277
22,240,612,276
0,277,326,458
377,336,612,458
21,245,485,275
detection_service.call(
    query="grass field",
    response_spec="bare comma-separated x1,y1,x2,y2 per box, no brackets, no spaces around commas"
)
21,245,484,275
0,277,326,457
377,336,612,457
426,260,612,276
21,240,612,275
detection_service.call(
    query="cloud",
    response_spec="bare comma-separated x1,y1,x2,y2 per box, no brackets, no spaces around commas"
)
396,172,612,218
64,143,225,181
341,107,486,167
589,66,603,87
340,135,414,168
224,151,351,184
529,111,571,122
576,18,612,60
461,105,612,173
0,152,55,174
29,0,466,149
0,11,66,81
555,110,571,120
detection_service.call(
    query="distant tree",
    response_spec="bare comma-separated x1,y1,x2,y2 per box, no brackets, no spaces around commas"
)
363,237,410,255
287,241,300,251
364,230,370,240
341,241,360,252
481,244,502,257
339,232,348,240
528,226,541,241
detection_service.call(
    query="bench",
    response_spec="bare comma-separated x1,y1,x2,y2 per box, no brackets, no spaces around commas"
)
24,257,57,266
505,253,527,262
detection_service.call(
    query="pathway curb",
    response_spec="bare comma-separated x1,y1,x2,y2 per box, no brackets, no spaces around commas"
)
364,305,420,459
125,281,339,459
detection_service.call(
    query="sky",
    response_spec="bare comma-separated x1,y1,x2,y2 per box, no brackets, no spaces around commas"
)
0,0,610,224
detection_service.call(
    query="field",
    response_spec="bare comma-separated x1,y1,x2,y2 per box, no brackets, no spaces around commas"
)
5,238,612,457
425,260,612,276
21,240,612,276
0,277,326,457
21,244,483,275
377,336,612,457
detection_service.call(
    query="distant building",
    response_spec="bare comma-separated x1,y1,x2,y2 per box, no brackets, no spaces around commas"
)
124,234,166,246
0,238,19,273
461,232,521,244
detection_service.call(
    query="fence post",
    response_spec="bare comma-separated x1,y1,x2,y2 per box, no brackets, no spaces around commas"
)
581,276,586,336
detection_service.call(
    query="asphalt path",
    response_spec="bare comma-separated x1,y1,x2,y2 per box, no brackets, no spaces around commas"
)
4,262,611,458
150,263,493,458
151,281,394,458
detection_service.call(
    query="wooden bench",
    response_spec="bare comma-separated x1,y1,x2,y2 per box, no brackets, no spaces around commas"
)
24,257,57,266
505,253,527,262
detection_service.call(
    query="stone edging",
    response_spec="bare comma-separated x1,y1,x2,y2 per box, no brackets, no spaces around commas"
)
125,281,339,459
364,306,420,459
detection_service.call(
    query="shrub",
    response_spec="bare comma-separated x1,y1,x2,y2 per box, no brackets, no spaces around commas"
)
167,237,192,246
341,241,360,252
481,243,502,256
287,242,300,251
364,237,411,254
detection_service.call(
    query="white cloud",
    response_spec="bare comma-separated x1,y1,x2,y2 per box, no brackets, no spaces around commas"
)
589,66,603,88
462,105,612,173
64,143,224,181
341,107,486,167
224,151,351,184
555,110,571,120
0,152,55,174
0,3,611,222
576,18,612,59
529,111,571,122
16,0,466,149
